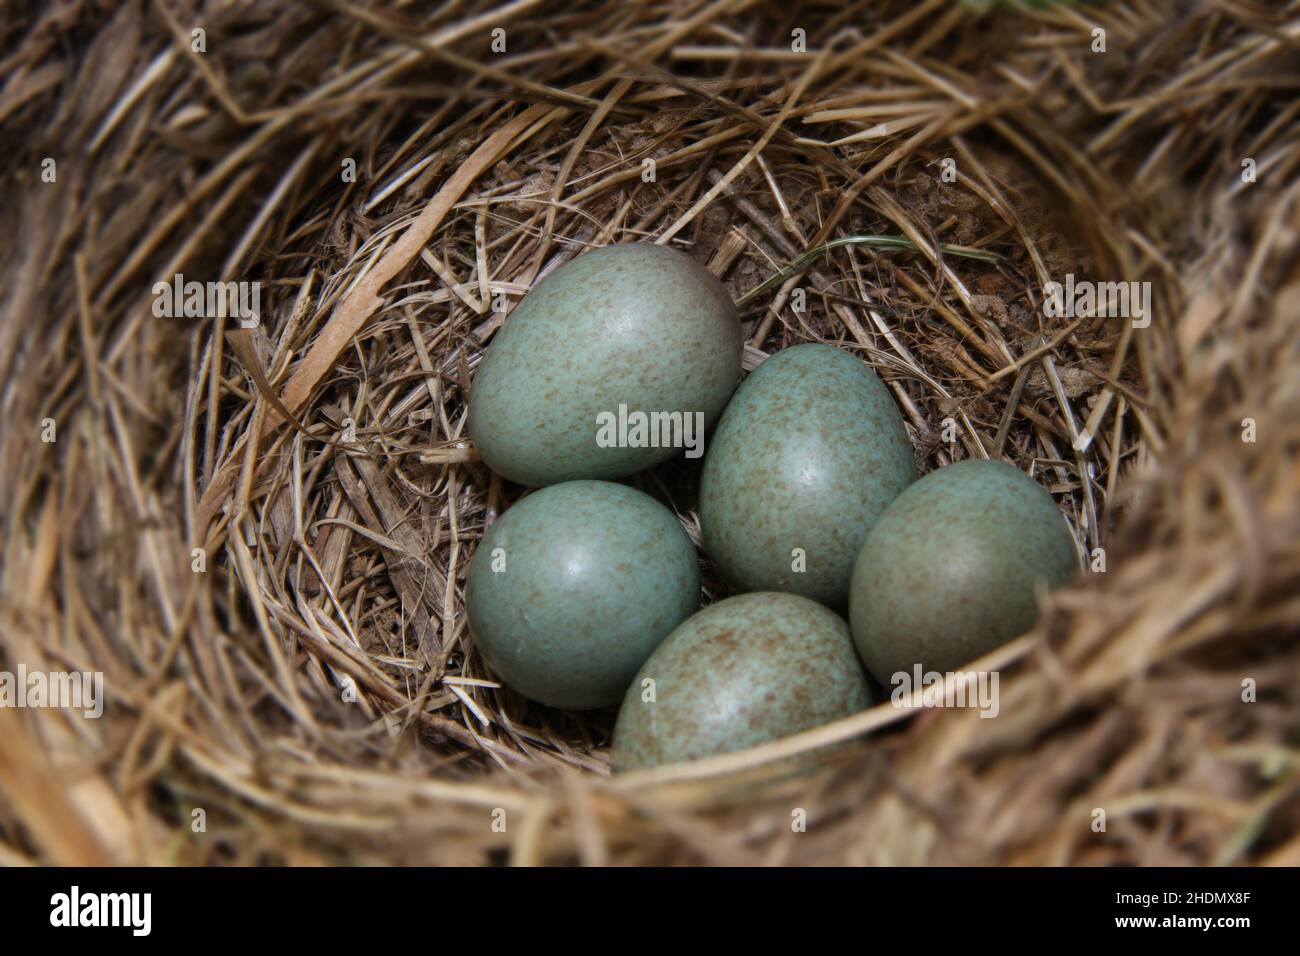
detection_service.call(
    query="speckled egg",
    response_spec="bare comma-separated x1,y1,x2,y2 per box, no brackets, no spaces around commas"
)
468,243,742,486
611,592,871,771
849,459,1079,681
698,343,916,608
465,480,699,709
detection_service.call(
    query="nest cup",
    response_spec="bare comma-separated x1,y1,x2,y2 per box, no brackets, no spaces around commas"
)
2,1,1298,866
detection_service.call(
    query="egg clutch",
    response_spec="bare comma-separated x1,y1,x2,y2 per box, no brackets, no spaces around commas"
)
465,242,1078,771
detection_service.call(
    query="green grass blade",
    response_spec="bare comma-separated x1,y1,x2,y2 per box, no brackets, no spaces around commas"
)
736,235,1003,308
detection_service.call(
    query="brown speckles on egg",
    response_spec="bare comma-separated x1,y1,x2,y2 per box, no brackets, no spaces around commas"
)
699,343,916,609
610,592,871,771
849,459,1080,681
465,480,699,709
467,243,742,487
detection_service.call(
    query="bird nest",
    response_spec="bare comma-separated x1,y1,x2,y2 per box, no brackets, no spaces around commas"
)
1,0,1297,866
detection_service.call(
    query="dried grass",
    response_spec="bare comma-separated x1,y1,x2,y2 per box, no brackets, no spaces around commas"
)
1,0,1298,865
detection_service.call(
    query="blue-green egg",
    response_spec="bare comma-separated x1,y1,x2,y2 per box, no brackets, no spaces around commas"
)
611,592,871,771
698,343,916,608
849,459,1079,681
468,243,742,486
465,480,699,709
